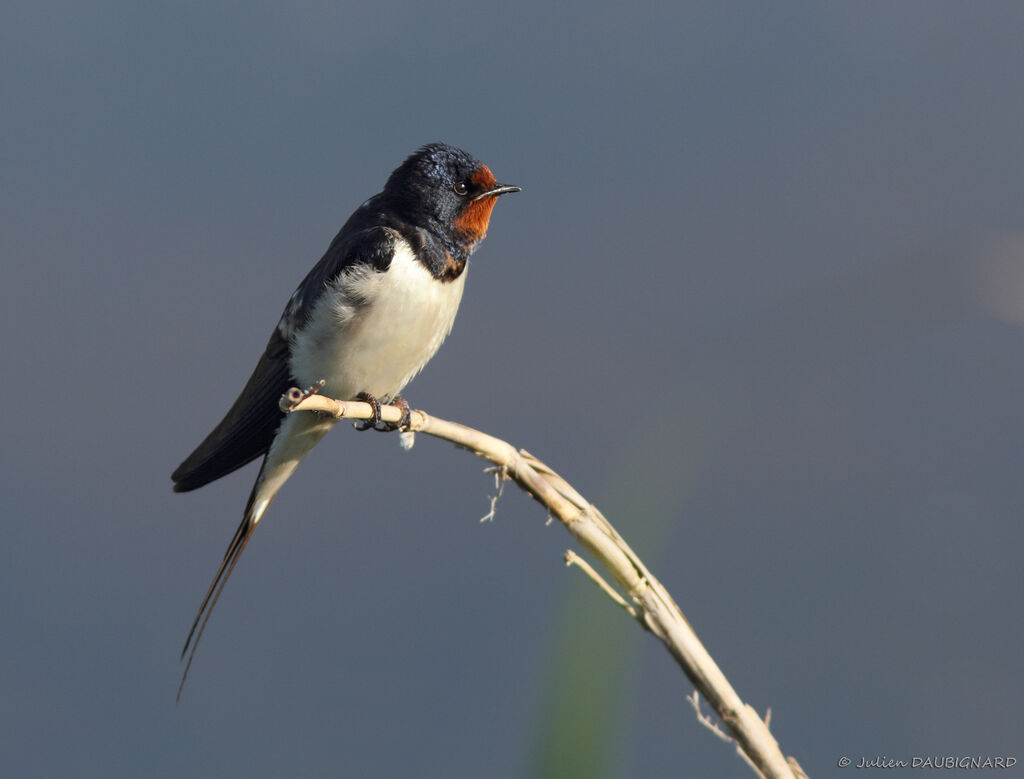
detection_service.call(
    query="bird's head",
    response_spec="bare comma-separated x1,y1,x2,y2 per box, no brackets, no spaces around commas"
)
384,142,520,250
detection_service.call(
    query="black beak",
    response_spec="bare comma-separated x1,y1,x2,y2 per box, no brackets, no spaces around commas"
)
473,184,522,201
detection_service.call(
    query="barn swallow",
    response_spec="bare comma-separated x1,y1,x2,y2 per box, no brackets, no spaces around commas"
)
172,142,519,696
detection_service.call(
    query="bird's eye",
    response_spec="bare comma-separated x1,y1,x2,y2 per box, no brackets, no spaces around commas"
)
453,181,469,196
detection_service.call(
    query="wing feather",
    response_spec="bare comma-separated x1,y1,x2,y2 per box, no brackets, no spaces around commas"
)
170,209,399,493
170,330,291,492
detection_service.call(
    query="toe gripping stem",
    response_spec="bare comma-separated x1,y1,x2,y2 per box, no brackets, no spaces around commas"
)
353,392,382,431
353,393,411,432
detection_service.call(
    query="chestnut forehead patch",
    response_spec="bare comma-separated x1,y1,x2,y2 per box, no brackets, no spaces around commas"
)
471,164,497,190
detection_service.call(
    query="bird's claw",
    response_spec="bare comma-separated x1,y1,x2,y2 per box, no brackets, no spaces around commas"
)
374,397,411,433
353,392,382,431
352,394,411,432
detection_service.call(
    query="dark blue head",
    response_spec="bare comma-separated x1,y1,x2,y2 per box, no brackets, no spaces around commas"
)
384,143,520,246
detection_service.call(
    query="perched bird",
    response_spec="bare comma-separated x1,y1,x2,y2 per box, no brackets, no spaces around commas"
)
172,142,520,694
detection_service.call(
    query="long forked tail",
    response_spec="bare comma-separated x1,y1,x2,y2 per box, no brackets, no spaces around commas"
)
176,411,336,701
177,484,270,701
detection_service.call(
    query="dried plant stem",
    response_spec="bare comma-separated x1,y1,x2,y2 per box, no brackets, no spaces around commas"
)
286,393,805,779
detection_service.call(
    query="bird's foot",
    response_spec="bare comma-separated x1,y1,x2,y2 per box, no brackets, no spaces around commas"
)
374,396,411,433
353,392,382,431
352,394,411,432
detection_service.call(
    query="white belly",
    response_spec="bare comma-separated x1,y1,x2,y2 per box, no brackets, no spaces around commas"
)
289,239,467,402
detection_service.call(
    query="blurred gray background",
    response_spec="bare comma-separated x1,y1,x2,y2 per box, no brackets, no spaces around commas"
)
3,2,1022,777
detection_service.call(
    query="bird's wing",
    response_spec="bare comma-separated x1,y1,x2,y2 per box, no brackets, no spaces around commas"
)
174,221,403,698
170,329,292,492
170,218,399,493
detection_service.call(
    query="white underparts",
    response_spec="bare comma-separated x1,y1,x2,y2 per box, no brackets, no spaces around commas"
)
288,238,467,402
252,238,466,510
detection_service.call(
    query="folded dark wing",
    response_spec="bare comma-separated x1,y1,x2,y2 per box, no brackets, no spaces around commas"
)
171,329,291,492
170,214,399,493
